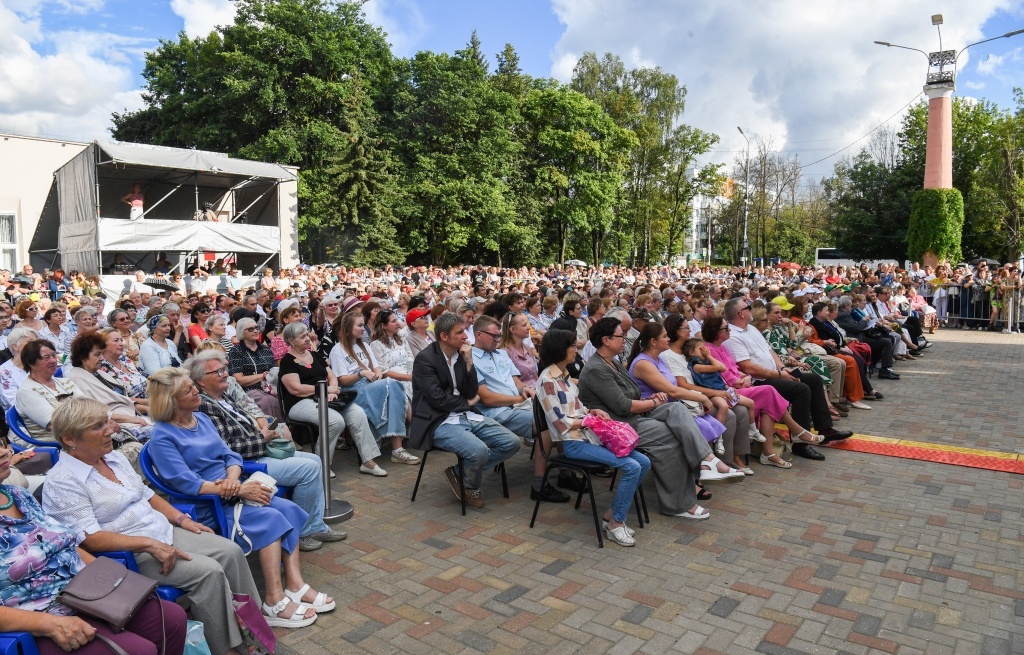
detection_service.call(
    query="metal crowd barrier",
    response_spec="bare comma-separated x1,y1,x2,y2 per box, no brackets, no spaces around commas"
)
931,284,1023,332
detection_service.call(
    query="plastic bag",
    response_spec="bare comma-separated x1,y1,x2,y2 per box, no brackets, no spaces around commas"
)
184,621,213,655
582,414,639,457
232,593,276,654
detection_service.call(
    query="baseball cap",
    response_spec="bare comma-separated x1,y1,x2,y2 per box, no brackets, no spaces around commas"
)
770,295,795,311
406,308,430,326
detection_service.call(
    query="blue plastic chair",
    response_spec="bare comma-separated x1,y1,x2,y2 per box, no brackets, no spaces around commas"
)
139,441,291,538
5,406,60,465
96,550,186,603
0,632,38,655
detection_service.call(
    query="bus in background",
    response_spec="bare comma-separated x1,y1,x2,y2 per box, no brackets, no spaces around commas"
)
814,248,904,270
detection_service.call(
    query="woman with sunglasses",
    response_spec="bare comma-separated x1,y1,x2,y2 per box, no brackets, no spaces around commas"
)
107,307,143,364
228,317,282,420
187,303,212,352
14,300,43,332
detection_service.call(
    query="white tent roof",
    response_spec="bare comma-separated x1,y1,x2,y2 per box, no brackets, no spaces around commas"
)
96,140,296,181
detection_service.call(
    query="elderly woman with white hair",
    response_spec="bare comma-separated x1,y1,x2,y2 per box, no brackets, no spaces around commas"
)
205,313,235,353
43,396,262,655
0,326,40,410
228,316,282,420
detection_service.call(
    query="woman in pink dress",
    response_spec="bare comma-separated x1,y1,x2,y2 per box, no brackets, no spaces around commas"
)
701,315,819,469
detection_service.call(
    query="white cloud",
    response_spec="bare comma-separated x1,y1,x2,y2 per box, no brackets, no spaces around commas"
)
0,2,147,140
361,0,428,57
549,0,1014,174
169,0,235,37
976,53,1004,74
963,80,986,89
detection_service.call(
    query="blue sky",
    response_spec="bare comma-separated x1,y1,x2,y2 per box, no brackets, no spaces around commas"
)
2,0,1022,178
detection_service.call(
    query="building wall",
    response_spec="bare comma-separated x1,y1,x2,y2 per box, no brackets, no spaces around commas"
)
0,134,88,270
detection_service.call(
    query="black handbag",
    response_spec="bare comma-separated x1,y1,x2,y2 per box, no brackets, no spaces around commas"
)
325,390,358,415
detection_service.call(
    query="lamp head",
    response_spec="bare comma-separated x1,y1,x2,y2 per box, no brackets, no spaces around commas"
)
873,40,890,46
931,14,943,26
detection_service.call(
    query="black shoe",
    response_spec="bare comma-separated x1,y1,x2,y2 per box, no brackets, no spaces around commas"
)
819,429,853,444
870,391,883,400
592,465,614,478
878,369,901,380
792,444,826,461
557,471,591,493
531,482,571,503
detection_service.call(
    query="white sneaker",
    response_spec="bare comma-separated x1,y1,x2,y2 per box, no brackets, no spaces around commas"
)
748,426,766,443
390,449,420,464
713,437,725,456
359,463,388,477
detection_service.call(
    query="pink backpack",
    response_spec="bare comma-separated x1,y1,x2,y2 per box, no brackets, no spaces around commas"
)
582,415,640,457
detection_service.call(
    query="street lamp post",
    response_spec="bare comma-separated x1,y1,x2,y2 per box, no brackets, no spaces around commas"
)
875,17,1024,191
737,126,750,267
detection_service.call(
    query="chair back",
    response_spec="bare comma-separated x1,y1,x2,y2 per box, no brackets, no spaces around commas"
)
531,396,557,463
138,442,230,537
5,406,58,450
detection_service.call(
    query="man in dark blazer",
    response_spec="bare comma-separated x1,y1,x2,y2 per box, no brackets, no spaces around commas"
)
410,312,520,509
834,296,899,380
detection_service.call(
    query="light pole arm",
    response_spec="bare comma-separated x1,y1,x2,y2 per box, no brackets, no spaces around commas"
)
954,28,1024,66
873,41,930,62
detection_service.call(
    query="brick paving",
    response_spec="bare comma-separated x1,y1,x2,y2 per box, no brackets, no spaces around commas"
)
273,330,1024,655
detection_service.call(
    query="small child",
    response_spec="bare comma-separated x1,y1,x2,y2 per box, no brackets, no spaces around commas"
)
682,339,765,443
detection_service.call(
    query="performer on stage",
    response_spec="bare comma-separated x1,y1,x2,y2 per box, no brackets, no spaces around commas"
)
121,182,146,220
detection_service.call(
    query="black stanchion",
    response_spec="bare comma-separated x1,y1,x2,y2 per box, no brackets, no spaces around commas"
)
317,380,353,523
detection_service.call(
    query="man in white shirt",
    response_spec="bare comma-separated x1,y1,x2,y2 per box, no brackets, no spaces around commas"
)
721,298,851,461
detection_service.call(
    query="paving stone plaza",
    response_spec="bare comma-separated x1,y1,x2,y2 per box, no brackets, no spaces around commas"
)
275,329,1024,655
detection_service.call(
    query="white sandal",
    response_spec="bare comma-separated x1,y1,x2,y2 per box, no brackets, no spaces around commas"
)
285,583,336,613
605,524,635,546
671,505,710,520
263,598,317,628
602,520,635,537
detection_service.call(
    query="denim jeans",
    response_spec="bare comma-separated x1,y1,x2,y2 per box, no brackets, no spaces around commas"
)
258,451,327,536
487,406,534,440
561,441,651,523
432,416,521,489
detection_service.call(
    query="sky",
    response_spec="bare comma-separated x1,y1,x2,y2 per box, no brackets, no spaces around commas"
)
2,0,1023,180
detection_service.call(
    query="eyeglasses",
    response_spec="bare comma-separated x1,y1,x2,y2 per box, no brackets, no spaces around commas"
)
480,331,501,339
719,327,730,333
54,393,73,402
205,366,229,377
608,333,625,340
244,326,260,332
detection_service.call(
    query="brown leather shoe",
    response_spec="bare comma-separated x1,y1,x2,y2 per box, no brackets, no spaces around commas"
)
443,466,484,508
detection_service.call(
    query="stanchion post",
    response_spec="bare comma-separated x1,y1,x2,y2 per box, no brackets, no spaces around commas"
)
316,380,353,523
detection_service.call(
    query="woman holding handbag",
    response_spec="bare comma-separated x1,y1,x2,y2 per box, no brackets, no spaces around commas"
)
0,440,188,655
536,329,650,547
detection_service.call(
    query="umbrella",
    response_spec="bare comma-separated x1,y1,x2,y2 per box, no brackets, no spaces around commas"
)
969,257,1001,268
777,262,801,270
143,278,179,293
564,259,588,267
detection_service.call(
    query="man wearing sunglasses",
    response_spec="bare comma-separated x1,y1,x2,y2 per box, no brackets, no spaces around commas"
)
471,316,569,504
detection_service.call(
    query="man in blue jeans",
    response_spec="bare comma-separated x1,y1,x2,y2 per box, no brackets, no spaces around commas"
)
472,315,569,504
409,312,520,509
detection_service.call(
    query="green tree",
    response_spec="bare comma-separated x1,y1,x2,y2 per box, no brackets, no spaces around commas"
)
661,125,723,259
111,0,399,263
521,86,635,265
388,43,519,265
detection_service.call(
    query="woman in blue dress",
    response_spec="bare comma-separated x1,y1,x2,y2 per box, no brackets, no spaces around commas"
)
146,367,332,629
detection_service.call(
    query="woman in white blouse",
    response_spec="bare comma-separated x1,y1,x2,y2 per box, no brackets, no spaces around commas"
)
369,309,413,403
42,397,267,655
0,326,38,411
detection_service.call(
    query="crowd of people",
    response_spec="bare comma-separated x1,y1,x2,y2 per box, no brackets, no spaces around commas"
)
0,254,981,653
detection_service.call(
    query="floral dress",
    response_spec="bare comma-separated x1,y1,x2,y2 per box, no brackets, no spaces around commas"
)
762,324,832,385
99,356,148,398
0,485,84,615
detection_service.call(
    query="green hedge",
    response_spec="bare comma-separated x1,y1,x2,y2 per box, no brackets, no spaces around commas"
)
907,188,964,264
